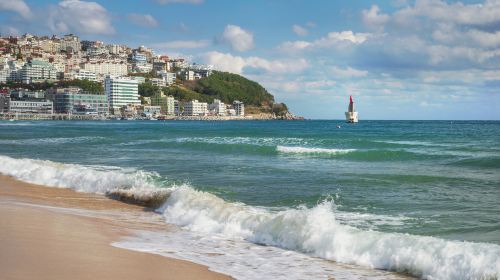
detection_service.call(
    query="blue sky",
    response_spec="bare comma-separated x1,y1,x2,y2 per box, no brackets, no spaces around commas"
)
1,0,499,119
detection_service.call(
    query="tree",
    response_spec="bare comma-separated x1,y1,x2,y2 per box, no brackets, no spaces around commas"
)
57,79,103,94
139,82,160,97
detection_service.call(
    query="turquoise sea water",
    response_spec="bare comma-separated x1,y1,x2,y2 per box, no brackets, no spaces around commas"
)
1,120,499,279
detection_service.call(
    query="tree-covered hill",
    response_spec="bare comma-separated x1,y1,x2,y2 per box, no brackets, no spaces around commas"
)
136,71,299,118
186,71,275,107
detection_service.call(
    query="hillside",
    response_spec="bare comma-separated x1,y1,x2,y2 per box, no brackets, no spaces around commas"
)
139,71,301,119
177,71,299,119
185,71,275,107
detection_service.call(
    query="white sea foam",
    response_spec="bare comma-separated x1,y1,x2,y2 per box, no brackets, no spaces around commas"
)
160,186,500,280
114,230,409,280
0,155,163,196
0,136,104,145
175,136,307,146
1,155,499,279
277,145,356,155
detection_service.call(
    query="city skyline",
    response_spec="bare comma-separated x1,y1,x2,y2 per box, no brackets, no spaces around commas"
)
1,0,499,120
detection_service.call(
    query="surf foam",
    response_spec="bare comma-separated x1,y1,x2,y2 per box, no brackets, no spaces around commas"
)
1,155,499,279
277,145,356,155
160,186,500,280
0,155,169,206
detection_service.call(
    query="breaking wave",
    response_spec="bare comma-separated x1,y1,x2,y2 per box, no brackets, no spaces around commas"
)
0,155,170,208
1,154,499,279
276,145,356,155
161,186,500,280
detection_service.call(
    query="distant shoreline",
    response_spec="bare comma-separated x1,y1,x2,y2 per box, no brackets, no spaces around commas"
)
0,113,304,121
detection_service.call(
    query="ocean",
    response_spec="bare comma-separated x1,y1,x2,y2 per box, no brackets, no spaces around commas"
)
0,120,499,279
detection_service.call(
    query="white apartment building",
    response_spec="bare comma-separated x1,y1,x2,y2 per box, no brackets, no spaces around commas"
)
142,105,161,117
20,60,58,84
60,34,81,53
233,100,245,116
209,99,226,116
183,99,208,116
166,95,175,115
158,71,176,85
9,100,53,114
184,70,195,81
66,70,97,81
107,44,123,55
104,75,140,114
150,78,166,87
81,61,128,78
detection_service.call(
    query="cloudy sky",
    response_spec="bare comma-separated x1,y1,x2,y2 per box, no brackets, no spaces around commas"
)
1,0,499,119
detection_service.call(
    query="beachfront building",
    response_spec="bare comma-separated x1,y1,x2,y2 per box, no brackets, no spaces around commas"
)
9,89,46,100
150,91,167,114
53,91,108,115
183,99,208,116
209,99,226,116
142,105,161,118
0,93,9,113
174,100,180,115
167,95,175,115
8,100,53,114
20,60,58,84
233,100,245,116
104,75,140,115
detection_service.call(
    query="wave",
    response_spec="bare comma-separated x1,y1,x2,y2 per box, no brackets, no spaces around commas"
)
0,136,105,145
0,155,169,207
0,155,499,279
161,186,500,280
276,145,356,155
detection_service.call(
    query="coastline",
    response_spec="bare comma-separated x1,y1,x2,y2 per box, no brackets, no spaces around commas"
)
0,174,232,280
0,113,304,121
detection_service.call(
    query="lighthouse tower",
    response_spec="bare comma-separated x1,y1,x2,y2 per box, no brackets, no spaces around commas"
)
345,96,359,123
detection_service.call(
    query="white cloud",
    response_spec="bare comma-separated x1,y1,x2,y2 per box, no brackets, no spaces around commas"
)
306,21,316,28
319,31,370,45
0,0,31,19
47,0,115,35
155,0,203,4
127,13,159,28
202,51,308,74
361,5,389,30
433,27,500,48
394,0,500,26
292,24,308,36
279,30,371,52
264,79,337,94
151,40,210,49
219,25,254,52
331,66,368,78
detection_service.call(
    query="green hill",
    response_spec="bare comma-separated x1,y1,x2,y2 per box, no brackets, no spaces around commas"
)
182,71,275,106
139,71,297,118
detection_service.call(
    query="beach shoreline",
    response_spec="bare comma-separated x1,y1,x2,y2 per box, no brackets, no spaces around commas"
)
0,175,232,280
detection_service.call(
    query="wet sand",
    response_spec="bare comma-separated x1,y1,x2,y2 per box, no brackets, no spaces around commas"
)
0,175,232,280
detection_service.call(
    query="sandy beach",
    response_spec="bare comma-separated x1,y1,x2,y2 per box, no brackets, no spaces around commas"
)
0,175,231,280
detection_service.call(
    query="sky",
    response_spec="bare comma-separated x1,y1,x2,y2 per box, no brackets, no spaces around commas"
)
0,0,499,120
